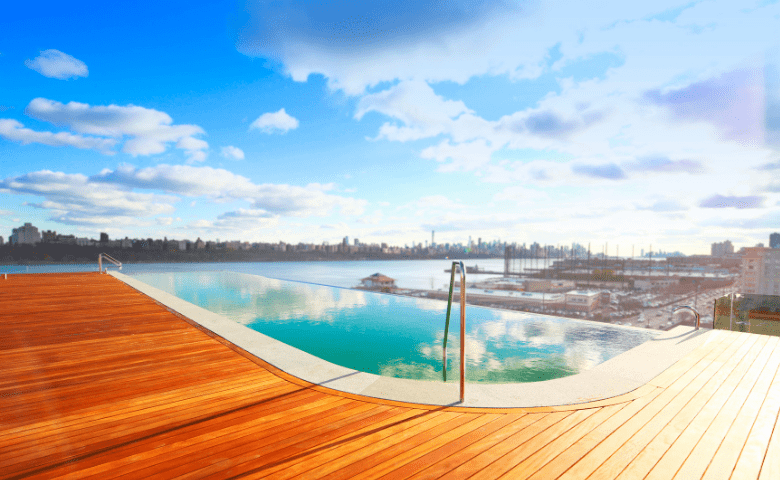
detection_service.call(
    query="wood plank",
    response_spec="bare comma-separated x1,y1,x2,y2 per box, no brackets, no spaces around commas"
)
732,348,780,480
650,334,776,479
615,335,776,479
557,331,761,480
701,336,780,480
438,411,573,480
469,408,598,480
382,413,519,480
527,387,664,480
402,413,545,480
589,335,775,479
243,407,439,479
498,403,625,479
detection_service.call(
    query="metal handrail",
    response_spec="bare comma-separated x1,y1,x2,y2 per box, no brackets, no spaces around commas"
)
672,305,700,330
442,261,466,402
98,253,122,274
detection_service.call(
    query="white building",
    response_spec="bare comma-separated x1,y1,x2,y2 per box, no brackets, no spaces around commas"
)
10,223,41,245
564,290,603,312
634,277,680,291
741,247,780,295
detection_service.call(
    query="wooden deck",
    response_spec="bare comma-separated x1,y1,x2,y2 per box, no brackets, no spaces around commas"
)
1,272,779,479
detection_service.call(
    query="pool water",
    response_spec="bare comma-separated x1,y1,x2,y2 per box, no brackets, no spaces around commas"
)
131,271,658,383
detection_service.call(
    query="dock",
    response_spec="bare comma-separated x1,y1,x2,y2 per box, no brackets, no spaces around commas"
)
2,272,780,478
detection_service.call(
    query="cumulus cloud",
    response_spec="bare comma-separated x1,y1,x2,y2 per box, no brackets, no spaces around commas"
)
420,139,495,172
236,0,522,94
699,194,765,209
643,68,765,145
25,49,88,80
22,98,209,161
92,164,367,217
0,170,177,226
2,163,370,235
93,164,257,197
249,108,299,134
356,80,472,141
221,145,245,160
0,119,115,152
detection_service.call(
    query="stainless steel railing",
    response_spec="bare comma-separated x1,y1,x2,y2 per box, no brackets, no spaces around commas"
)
98,253,122,274
443,261,466,402
672,305,700,330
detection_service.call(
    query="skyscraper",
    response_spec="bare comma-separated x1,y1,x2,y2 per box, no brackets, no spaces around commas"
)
10,223,41,245
771,232,780,249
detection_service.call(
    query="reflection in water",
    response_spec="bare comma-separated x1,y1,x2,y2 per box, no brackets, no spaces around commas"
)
133,272,657,383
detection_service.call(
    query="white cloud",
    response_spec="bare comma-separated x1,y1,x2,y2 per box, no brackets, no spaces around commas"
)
0,119,116,152
25,49,88,80
239,1,757,96
221,145,245,160
0,170,177,226
356,80,471,141
420,139,496,172
14,98,208,161
93,164,367,217
249,108,299,134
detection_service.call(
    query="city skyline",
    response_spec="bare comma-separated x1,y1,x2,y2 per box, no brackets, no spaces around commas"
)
2,1,780,254
6,220,776,259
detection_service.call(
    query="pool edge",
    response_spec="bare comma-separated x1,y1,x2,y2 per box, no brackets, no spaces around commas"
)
110,270,714,408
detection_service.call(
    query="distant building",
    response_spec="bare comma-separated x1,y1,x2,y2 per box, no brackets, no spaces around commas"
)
564,290,602,312
634,277,681,291
100,232,109,243
711,240,734,257
741,247,780,295
10,223,41,245
0,236,4,246
41,230,58,243
361,273,396,289
771,233,780,249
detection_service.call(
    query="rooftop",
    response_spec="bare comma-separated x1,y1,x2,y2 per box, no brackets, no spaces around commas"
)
2,272,780,478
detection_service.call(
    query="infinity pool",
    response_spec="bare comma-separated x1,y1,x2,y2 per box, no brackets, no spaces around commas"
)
131,271,658,383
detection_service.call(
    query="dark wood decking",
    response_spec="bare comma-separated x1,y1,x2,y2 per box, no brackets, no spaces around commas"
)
1,272,779,479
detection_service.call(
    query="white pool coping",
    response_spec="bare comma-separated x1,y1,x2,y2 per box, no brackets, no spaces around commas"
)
111,271,716,408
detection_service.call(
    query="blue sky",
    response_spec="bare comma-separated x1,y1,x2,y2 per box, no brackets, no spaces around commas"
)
1,0,779,254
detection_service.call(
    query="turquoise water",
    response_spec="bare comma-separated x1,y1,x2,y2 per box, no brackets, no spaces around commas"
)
131,271,657,383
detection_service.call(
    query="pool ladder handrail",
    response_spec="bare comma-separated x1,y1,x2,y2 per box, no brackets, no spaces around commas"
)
672,305,700,330
98,253,122,274
443,260,466,403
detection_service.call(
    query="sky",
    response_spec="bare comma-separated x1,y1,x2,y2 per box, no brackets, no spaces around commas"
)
1,0,779,254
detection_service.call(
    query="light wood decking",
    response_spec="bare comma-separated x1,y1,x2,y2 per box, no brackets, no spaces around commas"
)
1,272,779,479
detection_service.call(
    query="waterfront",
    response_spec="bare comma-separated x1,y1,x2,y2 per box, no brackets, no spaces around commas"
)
0,258,544,291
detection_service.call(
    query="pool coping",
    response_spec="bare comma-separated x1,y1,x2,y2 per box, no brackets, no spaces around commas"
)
111,271,716,408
